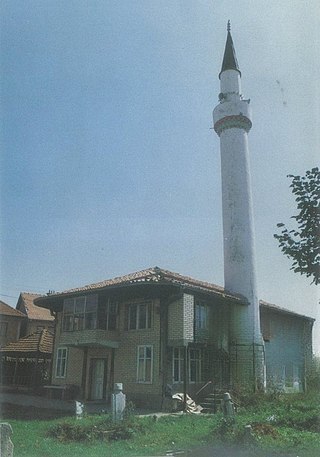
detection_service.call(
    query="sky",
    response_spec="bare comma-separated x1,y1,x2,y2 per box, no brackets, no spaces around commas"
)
1,1,319,352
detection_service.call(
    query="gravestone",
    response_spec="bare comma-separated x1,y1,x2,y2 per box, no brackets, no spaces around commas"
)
111,382,126,422
75,401,84,419
222,392,235,421
0,423,14,457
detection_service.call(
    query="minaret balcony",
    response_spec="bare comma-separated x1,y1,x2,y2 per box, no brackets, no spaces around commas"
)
213,98,251,136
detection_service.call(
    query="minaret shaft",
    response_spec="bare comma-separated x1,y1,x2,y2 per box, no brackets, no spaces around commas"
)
213,26,265,389
220,127,261,342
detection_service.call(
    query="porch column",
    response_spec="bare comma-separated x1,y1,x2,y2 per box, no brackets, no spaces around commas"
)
81,348,88,399
12,358,18,385
32,351,40,388
183,345,188,411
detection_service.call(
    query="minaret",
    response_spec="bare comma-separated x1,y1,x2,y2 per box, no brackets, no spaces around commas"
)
213,22,265,389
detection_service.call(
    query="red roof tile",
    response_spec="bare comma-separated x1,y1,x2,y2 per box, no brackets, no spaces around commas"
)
0,300,25,318
44,266,242,302
260,300,315,321
34,267,314,322
18,293,54,321
0,329,53,355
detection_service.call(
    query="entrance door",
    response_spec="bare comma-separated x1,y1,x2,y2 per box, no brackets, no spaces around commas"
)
90,358,107,400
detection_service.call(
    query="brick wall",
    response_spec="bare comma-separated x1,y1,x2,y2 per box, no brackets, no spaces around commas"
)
114,298,162,408
168,294,194,345
51,296,163,407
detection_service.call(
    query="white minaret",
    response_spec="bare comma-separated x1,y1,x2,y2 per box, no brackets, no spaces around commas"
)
213,22,265,389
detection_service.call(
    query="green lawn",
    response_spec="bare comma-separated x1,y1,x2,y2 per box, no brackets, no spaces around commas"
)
1,392,320,457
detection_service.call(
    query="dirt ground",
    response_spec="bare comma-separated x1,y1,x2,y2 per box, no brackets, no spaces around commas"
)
0,402,71,420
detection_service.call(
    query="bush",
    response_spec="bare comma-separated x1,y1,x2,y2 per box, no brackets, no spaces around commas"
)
47,414,148,443
307,356,320,391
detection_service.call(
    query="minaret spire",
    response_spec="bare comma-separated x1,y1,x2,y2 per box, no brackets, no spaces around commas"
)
219,21,241,79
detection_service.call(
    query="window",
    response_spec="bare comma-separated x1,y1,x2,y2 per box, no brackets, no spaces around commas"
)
128,302,152,330
0,322,8,336
62,298,76,331
62,295,98,331
189,348,202,383
106,301,118,330
85,295,98,330
261,315,271,341
172,347,203,383
74,297,85,331
173,347,185,383
137,345,153,383
55,347,67,378
195,302,208,330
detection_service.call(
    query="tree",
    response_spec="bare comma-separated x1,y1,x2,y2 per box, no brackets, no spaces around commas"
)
274,167,320,285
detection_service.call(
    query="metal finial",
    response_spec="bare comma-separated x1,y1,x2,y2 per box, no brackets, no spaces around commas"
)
227,20,231,32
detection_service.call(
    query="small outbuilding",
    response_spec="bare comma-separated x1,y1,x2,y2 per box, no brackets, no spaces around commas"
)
0,329,53,389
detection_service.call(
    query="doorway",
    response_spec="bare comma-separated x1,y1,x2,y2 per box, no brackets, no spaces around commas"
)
90,358,107,400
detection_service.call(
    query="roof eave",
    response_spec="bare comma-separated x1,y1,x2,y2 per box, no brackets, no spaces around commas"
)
35,280,245,312
260,300,315,322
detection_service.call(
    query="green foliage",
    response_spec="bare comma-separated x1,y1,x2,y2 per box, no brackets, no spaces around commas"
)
307,355,320,391
47,413,147,443
274,167,320,285
4,392,320,457
214,392,320,456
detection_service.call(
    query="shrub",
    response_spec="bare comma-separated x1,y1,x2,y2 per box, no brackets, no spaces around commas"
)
47,414,147,443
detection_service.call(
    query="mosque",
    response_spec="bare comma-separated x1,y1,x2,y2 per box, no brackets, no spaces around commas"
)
36,25,314,408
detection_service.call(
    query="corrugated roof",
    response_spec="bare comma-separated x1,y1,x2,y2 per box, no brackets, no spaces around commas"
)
0,300,25,318
0,329,53,355
18,293,54,321
41,266,243,303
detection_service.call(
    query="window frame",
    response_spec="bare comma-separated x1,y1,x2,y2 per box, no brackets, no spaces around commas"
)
173,347,185,383
189,348,203,383
62,295,98,332
55,347,68,378
136,345,153,384
128,302,152,330
106,301,118,330
172,347,204,384
195,301,209,330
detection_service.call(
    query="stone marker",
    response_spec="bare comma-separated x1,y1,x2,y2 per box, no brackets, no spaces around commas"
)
111,382,126,422
0,423,14,457
75,401,84,419
222,392,235,421
244,424,254,443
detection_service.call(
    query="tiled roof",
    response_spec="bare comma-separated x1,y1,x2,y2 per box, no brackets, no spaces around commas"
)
0,300,25,318
34,267,313,322
260,300,315,321
43,266,243,302
0,329,53,355
18,293,54,321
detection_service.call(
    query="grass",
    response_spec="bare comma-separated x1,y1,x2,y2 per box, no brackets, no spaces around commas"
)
4,413,218,457
1,391,320,457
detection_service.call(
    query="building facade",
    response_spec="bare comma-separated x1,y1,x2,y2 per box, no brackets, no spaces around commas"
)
0,301,25,348
16,292,55,337
35,25,314,407
36,267,313,408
